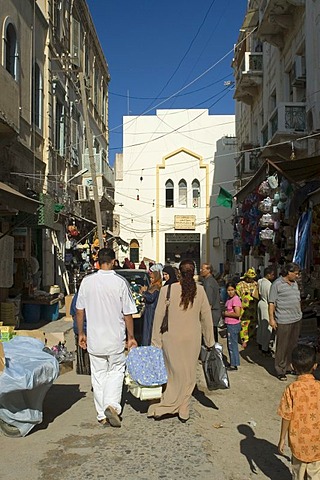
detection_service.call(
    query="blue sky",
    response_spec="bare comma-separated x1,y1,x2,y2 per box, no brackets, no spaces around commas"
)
86,0,247,162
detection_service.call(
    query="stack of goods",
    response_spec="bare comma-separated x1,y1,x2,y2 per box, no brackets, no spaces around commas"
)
129,282,144,314
0,325,15,342
0,302,19,327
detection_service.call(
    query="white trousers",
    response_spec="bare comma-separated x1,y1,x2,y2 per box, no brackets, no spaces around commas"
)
89,351,126,421
292,455,320,480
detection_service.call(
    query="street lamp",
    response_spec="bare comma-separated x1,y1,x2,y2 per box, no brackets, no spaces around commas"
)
67,168,88,183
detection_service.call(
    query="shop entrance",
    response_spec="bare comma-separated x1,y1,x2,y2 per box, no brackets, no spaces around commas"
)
165,233,200,273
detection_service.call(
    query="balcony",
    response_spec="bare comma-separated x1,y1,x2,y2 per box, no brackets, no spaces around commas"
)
234,52,263,104
0,65,19,135
82,149,115,186
258,0,305,48
261,102,307,158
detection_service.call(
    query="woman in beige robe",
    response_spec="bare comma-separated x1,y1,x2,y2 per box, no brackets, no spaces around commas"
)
147,260,214,422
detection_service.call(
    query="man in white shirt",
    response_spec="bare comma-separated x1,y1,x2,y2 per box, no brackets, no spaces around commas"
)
76,248,137,427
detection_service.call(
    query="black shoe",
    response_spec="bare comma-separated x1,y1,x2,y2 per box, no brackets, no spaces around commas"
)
262,350,272,357
227,366,238,371
286,370,297,376
178,416,189,423
278,374,287,381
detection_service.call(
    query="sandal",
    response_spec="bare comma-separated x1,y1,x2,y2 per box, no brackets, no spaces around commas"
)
278,374,287,381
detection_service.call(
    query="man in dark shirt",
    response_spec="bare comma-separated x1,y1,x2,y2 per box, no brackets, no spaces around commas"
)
200,263,221,342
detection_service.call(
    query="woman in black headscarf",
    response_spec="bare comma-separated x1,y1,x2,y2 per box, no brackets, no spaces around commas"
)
162,265,178,286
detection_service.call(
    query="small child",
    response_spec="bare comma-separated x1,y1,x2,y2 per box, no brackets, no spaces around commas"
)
223,282,242,371
278,344,320,479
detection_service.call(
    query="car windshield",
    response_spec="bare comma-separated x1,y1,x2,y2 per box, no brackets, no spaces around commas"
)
117,270,150,287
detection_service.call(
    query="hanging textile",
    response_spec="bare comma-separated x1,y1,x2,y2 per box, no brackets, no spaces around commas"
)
293,209,312,269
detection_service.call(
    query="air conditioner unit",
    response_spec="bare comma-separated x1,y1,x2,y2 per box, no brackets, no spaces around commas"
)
292,56,306,86
77,185,89,201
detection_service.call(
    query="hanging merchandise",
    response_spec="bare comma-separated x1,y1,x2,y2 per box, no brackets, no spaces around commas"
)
273,192,280,204
258,180,271,197
267,173,278,190
259,227,274,241
258,197,272,213
259,213,274,227
293,209,312,270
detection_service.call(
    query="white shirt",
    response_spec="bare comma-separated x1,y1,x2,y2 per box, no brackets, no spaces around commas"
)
76,269,137,355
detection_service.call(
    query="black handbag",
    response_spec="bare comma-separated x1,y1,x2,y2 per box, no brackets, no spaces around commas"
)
160,284,171,334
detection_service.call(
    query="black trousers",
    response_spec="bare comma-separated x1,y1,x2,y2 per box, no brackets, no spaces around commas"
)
275,321,302,376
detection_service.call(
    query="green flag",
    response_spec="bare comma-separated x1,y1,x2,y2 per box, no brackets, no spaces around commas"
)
217,187,233,208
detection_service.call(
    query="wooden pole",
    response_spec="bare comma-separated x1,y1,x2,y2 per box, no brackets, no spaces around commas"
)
78,71,104,248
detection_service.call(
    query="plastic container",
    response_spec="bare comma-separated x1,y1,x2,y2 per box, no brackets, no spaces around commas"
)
22,304,41,323
41,303,59,321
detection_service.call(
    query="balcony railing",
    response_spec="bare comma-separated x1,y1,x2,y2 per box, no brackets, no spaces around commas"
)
263,102,306,144
0,65,19,133
82,149,115,186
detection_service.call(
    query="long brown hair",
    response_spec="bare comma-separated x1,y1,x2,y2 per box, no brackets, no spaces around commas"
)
179,259,197,309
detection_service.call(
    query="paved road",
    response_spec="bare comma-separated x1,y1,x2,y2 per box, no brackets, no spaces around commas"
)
1,319,293,480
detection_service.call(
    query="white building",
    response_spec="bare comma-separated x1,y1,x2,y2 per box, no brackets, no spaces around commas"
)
114,109,236,273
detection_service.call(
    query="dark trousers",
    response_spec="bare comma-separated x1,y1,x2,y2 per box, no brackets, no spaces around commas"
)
275,321,302,376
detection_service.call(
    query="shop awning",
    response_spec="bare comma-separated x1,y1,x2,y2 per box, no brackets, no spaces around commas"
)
105,229,129,247
236,156,320,202
0,182,41,214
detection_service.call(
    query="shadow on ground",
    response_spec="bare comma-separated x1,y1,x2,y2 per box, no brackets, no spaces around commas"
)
32,384,86,433
238,424,291,480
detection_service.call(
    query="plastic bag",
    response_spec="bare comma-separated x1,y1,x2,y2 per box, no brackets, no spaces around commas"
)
258,197,272,212
259,213,274,227
267,173,278,189
258,180,271,197
200,343,229,390
259,227,274,241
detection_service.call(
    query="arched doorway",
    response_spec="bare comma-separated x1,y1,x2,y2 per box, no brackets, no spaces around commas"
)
130,239,139,265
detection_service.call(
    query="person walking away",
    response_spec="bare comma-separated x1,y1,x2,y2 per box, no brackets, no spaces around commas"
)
278,344,320,478
257,267,276,356
162,265,178,286
76,248,137,427
236,268,259,348
223,282,242,371
147,259,214,422
141,269,162,346
200,263,221,343
269,262,302,381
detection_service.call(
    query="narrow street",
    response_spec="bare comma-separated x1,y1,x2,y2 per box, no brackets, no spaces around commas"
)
1,318,294,480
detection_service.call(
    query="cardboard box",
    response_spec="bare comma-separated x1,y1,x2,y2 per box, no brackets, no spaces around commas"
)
64,294,74,320
59,360,73,375
14,329,46,344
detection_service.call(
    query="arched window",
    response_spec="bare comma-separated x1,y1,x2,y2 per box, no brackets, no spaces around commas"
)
165,179,174,208
4,22,18,79
130,239,139,264
192,179,200,208
32,63,43,130
178,179,187,206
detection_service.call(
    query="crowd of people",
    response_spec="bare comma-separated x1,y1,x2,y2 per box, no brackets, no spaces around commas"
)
73,251,319,478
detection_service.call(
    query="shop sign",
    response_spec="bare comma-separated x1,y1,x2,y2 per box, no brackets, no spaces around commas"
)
174,215,196,230
165,233,200,243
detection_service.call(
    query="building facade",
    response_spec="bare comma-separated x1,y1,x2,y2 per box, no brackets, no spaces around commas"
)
0,0,112,299
232,0,320,272
114,109,236,273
